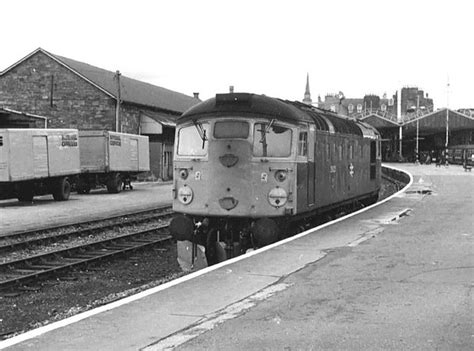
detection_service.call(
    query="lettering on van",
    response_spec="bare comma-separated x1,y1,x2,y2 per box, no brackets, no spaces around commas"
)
61,134,78,147
110,135,122,146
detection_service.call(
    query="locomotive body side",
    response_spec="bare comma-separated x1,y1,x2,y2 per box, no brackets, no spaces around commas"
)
295,129,380,216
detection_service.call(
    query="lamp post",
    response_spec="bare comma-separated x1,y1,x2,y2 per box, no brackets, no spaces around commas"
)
114,70,122,132
397,88,403,161
445,77,450,148
415,95,420,164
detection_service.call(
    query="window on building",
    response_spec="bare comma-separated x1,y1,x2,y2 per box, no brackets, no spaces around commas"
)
330,104,336,112
381,104,387,111
388,98,394,106
357,104,362,113
348,104,354,113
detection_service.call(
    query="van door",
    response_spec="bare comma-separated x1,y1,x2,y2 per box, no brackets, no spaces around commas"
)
130,138,138,171
33,136,48,178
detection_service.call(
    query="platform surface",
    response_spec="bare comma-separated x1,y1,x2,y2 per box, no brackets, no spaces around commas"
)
1,164,473,350
0,182,173,236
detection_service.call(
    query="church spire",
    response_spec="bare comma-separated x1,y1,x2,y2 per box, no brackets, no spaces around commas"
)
303,73,312,105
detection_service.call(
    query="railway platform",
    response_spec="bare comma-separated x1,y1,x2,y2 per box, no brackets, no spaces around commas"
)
1,164,473,350
0,182,173,236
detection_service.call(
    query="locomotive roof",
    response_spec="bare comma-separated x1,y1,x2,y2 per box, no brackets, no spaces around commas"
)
179,93,379,137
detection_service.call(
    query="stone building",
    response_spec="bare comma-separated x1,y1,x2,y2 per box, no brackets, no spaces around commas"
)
0,48,200,180
317,87,433,121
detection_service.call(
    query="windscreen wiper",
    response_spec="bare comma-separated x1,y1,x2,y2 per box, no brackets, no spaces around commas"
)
193,120,208,149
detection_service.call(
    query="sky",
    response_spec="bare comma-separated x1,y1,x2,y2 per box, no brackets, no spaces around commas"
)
0,0,472,109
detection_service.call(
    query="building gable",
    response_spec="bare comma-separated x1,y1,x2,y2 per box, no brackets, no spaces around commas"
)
0,50,116,129
1,48,200,114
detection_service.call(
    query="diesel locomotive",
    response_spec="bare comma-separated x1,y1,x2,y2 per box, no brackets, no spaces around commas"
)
169,93,381,267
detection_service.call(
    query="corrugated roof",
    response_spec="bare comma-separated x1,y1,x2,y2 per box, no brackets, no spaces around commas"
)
1,48,200,114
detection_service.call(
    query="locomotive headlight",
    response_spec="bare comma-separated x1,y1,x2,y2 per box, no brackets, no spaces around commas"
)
268,187,288,207
179,168,189,179
177,185,193,205
274,170,287,182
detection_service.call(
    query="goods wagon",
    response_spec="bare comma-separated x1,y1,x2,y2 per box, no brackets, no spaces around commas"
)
0,128,80,201
169,93,381,269
77,131,150,193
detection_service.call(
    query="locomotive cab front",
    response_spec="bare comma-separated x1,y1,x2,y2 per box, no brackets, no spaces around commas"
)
171,109,300,266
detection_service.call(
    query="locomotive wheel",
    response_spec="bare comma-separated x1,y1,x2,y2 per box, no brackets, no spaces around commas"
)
106,173,123,194
205,229,218,266
17,182,34,202
52,177,71,201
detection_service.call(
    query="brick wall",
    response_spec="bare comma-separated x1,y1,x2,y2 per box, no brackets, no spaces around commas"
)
0,51,137,131
0,51,177,179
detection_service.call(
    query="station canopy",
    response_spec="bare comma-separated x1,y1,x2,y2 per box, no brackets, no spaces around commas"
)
401,109,474,137
0,107,48,128
361,108,474,137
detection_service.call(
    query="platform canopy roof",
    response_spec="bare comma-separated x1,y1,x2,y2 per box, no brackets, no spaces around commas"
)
0,107,48,128
402,109,474,137
361,108,474,137
360,114,399,129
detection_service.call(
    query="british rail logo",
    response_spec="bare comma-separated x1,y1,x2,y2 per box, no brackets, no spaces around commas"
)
61,134,78,147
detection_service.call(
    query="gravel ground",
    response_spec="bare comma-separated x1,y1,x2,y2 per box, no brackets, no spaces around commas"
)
0,242,183,340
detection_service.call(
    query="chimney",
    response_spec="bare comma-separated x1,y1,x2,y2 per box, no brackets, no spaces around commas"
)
229,85,234,93
193,92,200,99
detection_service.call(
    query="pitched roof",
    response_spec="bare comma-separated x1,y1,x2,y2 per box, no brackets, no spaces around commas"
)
1,48,200,114
402,108,474,136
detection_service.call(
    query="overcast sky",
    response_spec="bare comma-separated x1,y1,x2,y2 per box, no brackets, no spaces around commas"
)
1,0,471,109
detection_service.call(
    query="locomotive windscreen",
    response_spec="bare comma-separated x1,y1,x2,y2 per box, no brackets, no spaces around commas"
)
253,122,292,157
214,121,249,139
177,123,210,156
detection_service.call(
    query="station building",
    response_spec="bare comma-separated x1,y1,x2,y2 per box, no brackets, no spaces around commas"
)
306,76,474,162
0,48,201,180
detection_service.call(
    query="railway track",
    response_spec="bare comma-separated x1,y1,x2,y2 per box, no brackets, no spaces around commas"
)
0,206,173,253
0,207,174,291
